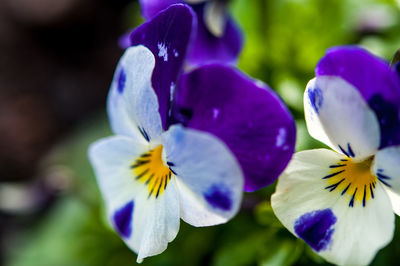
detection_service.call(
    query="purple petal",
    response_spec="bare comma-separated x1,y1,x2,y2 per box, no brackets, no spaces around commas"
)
316,46,400,148
187,4,243,66
139,0,182,20
130,4,195,130
173,65,296,192
118,29,134,49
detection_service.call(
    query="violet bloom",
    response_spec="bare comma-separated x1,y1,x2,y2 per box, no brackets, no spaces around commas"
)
90,4,295,262
137,0,243,66
272,46,400,265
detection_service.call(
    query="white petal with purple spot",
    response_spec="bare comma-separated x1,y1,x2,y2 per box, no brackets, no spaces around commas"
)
304,76,380,160
162,124,244,226
107,45,163,143
272,149,394,266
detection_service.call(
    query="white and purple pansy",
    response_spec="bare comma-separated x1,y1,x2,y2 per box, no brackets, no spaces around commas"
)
136,0,243,66
90,4,295,262
271,46,400,265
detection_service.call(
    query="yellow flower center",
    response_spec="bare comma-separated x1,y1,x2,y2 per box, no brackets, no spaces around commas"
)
324,157,377,207
131,145,173,198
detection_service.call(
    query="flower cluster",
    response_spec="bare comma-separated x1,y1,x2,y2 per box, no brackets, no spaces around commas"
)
89,4,295,262
89,1,400,265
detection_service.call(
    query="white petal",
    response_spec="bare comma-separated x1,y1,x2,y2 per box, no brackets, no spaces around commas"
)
88,136,148,208
271,149,394,266
107,45,162,143
162,124,243,226
126,178,180,262
304,76,380,160
89,136,180,262
372,145,400,215
385,189,400,216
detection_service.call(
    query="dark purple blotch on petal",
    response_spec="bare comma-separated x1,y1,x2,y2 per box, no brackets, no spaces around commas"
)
294,208,337,252
308,86,323,114
369,94,400,147
113,200,134,238
130,4,195,130
117,68,126,94
203,184,232,211
174,65,296,192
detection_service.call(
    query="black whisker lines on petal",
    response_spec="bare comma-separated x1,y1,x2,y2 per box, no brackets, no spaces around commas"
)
156,177,164,198
369,183,374,199
378,178,392,188
131,160,150,169
138,126,151,142
136,169,149,180
362,185,367,207
145,173,154,185
338,143,356,158
148,179,157,199
377,173,391,180
324,157,378,208
322,170,345,179
377,169,392,187
339,145,350,157
341,183,351,195
325,178,345,192
347,143,355,157
132,146,174,199
164,175,169,190
349,188,357,207
329,164,346,168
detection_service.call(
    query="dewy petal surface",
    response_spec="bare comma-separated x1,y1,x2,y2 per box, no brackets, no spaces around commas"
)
372,145,400,215
187,3,242,66
130,4,195,130
89,136,180,262
316,46,400,148
107,46,162,143
271,149,394,266
162,124,243,226
304,76,380,160
174,65,295,191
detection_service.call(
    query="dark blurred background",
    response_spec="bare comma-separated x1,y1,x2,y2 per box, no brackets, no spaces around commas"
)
0,0,137,263
0,0,133,182
1,0,400,266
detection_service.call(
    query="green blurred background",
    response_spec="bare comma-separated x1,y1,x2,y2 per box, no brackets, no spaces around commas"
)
1,0,400,265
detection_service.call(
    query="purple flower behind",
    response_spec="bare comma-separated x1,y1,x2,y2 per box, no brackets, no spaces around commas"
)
117,4,296,192
135,0,243,66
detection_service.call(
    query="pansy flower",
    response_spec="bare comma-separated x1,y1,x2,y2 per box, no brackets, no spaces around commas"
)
89,4,295,262
271,46,400,265
134,0,243,66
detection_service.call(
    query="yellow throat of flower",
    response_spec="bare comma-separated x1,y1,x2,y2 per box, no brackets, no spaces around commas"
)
131,145,173,199
324,157,377,207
